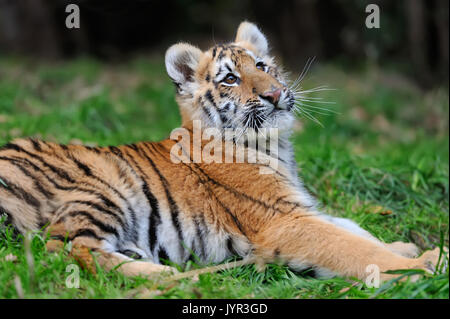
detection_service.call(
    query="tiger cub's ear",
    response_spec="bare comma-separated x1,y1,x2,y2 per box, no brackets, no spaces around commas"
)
235,21,269,56
165,43,203,92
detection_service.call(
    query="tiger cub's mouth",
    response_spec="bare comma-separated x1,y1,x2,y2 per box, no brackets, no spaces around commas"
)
243,108,267,130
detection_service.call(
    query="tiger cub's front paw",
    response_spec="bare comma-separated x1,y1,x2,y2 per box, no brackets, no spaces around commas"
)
418,247,448,274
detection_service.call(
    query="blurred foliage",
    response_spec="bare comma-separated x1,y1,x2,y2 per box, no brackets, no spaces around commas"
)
0,0,448,88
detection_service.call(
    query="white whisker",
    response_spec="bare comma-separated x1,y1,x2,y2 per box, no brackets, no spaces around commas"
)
294,102,340,115
298,86,336,93
294,106,324,127
289,56,316,91
294,97,336,104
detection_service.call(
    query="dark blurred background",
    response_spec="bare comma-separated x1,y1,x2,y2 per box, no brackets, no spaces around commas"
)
0,0,448,89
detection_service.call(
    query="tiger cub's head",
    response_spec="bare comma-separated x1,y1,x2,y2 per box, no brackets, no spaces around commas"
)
165,21,295,139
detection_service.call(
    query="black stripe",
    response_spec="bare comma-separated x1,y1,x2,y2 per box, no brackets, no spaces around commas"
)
117,147,163,255
125,144,139,152
144,182,160,254
158,247,169,263
217,49,225,60
295,267,316,278
202,105,214,121
72,157,92,176
215,66,223,77
70,228,105,241
219,113,228,124
227,237,238,256
4,143,76,183
205,90,217,107
274,248,281,258
1,143,22,152
63,150,138,243
214,191,249,236
82,145,100,154
29,138,42,152
63,210,119,237
2,156,115,206
139,143,185,257
0,157,54,200
221,102,231,111
1,155,60,187
0,175,40,209
108,146,122,157
193,215,206,260
65,200,125,227
33,180,54,200
1,155,127,221
115,146,160,252
119,249,142,259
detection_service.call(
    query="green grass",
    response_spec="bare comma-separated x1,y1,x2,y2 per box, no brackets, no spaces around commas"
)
0,56,448,299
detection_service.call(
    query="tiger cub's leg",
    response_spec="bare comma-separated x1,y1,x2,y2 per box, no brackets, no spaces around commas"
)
384,241,420,258
45,204,176,278
47,234,176,277
253,213,447,282
323,216,420,258
70,242,177,278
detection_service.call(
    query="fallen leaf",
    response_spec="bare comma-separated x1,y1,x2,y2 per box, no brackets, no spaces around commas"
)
4,253,18,262
371,115,392,133
368,205,392,215
350,106,368,121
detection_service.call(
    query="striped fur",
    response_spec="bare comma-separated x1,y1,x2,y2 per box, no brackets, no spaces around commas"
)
0,22,446,281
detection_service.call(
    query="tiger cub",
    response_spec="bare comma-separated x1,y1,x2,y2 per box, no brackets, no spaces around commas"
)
0,22,446,282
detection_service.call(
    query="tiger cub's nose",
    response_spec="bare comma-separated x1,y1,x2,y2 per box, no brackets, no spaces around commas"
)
260,89,282,107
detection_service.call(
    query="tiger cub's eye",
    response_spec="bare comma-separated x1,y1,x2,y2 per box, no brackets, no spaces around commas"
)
256,62,265,71
224,73,238,84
